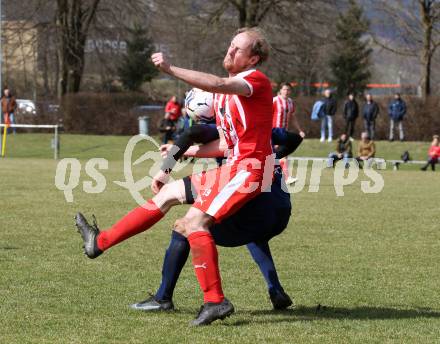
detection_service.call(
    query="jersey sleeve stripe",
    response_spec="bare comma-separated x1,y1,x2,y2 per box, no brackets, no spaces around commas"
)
235,69,256,97
276,97,283,128
233,95,247,131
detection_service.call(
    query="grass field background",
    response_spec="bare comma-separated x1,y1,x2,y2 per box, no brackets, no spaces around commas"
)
1,133,433,162
1,134,440,343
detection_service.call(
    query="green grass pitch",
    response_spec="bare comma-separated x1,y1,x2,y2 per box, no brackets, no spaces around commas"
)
1,134,439,343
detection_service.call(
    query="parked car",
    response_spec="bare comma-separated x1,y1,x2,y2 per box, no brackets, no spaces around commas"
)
16,99,37,116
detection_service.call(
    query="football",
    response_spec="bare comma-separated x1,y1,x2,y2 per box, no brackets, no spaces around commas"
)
184,88,215,122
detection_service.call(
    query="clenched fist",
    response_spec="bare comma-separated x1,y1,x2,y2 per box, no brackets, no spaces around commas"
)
151,52,171,73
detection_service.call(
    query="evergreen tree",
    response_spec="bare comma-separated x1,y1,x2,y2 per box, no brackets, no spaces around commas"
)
118,24,158,91
329,0,372,98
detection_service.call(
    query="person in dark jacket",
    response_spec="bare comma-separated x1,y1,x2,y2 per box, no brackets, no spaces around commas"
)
327,133,352,168
159,112,176,144
362,93,379,140
343,93,359,139
388,93,406,141
320,89,337,142
1,87,17,134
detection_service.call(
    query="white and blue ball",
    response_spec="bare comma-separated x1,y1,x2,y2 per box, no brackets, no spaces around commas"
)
184,88,215,122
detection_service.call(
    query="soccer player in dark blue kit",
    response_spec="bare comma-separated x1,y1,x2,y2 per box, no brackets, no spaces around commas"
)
129,118,302,313
132,166,292,313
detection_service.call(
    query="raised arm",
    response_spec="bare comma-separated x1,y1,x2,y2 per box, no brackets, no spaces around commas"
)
151,53,251,97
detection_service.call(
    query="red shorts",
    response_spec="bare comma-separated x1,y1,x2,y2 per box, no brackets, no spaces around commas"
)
188,163,270,222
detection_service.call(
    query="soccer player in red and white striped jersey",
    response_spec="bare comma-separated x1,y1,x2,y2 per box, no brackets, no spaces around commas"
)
272,83,305,183
75,28,278,326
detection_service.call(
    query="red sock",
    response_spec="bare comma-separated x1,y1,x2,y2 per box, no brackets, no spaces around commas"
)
280,158,289,179
188,231,224,304
97,200,164,251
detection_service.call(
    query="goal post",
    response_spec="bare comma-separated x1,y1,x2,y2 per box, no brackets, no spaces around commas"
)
0,124,60,159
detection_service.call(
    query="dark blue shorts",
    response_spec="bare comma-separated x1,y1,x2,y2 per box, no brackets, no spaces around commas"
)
272,127,290,145
183,173,291,247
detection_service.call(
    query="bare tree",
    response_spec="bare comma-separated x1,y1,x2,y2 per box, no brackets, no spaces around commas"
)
224,0,283,27
56,0,101,96
148,0,340,95
419,0,440,97
372,0,440,98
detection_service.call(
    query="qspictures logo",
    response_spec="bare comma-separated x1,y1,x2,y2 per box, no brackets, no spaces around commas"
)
54,135,385,205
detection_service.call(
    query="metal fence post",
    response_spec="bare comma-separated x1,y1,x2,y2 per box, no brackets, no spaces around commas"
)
54,125,59,160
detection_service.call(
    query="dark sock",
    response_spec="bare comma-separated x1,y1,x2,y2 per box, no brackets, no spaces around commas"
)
247,241,283,294
155,231,190,301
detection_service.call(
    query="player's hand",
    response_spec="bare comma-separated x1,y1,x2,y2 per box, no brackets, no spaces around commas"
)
299,131,306,138
151,52,171,73
151,170,170,194
160,144,173,158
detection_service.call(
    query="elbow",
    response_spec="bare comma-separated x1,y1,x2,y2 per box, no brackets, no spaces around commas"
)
218,139,228,153
211,79,227,93
219,141,228,152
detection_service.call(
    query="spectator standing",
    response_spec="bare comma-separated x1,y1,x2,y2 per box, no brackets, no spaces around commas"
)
327,133,352,168
1,87,17,134
356,131,376,167
343,93,359,139
362,93,379,140
420,135,440,171
165,96,182,122
388,93,406,141
320,89,337,142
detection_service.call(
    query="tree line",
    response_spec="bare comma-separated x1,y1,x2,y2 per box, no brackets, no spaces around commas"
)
3,0,440,100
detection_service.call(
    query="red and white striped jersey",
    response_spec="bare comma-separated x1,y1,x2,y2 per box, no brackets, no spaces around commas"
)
214,69,273,164
272,95,295,129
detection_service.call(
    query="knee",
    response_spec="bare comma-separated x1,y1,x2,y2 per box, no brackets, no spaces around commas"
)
174,218,188,236
153,182,184,211
174,212,213,237
173,216,199,237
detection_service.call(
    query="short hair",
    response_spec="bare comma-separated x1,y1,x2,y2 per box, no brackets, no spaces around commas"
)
234,27,270,65
433,135,439,140
280,82,291,89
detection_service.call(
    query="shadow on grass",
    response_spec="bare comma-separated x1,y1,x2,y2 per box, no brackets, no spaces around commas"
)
219,305,440,326
0,245,19,250
76,144,107,153
138,304,440,327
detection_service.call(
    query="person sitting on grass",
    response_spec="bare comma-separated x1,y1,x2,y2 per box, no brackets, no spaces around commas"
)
421,135,440,171
327,133,352,168
356,131,375,168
